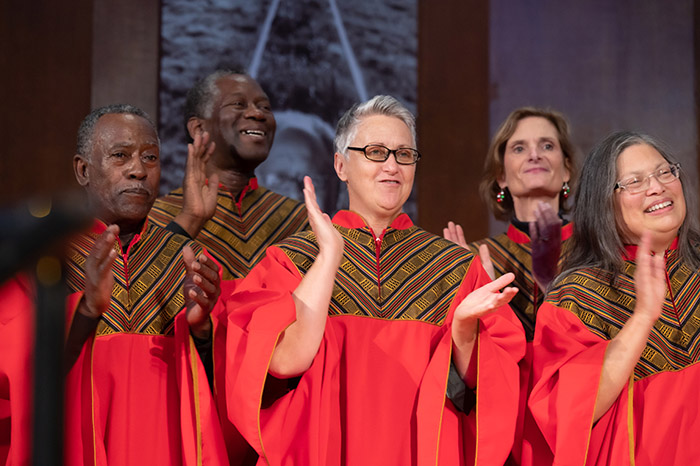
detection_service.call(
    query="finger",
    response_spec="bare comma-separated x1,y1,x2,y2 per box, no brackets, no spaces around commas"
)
443,221,456,242
638,231,652,259
192,273,218,295
188,288,214,312
455,224,466,247
207,173,220,191
478,244,496,280
303,176,323,219
495,287,518,306
529,219,539,242
442,227,450,240
91,225,119,263
195,254,220,282
489,271,515,290
204,134,215,157
200,130,210,148
183,245,196,272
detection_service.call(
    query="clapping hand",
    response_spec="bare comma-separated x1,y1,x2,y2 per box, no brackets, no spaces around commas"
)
183,246,221,339
530,202,562,290
176,131,219,237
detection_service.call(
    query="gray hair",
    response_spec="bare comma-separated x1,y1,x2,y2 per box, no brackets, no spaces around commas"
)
559,130,700,285
184,69,248,143
77,104,157,158
333,95,416,156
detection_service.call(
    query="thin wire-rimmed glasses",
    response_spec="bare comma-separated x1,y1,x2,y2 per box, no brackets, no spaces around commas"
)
347,144,421,165
614,163,681,194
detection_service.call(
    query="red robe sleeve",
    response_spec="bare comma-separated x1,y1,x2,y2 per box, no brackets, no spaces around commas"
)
224,247,301,463
528,302,609,465
0,276,34,466
439,254,525,465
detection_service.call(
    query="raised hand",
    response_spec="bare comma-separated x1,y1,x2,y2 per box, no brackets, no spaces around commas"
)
633,231,665,323
453,273,518,327
303,176,343,266
530,202,563,290
451,272,518,377
183,245,221,340
268,177,342,378
593,231,665,421
175,130,219,238
443,221,467,248
81,224,119,318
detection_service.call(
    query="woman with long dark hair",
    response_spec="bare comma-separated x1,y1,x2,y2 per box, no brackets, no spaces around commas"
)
529,130,700,465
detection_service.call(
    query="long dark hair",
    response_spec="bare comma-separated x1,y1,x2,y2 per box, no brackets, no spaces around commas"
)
560,130,700,283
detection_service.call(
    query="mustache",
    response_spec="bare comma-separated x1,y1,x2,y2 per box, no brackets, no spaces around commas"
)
119,185,153,197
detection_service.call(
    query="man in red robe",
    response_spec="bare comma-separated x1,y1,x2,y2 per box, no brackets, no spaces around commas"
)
64,104,228,465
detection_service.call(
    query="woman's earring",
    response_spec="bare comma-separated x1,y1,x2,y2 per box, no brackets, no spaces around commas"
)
496,189,506,203
562,182,570,199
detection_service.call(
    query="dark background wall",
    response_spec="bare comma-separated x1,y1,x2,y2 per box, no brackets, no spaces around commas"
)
3,0,698,242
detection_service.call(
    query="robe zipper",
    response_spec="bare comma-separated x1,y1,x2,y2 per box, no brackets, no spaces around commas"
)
375,235,382,300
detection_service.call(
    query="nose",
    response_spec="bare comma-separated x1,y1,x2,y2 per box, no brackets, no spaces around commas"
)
126,155,147,179
244,103,265,120
528,145,541,161
382,152,400,172
645,173,665,194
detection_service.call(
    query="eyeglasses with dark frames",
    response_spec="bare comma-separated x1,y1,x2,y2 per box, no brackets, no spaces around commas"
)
614,162,681,194
346,144,421,165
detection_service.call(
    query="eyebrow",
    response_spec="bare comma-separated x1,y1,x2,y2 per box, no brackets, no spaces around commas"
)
618,162,668,178
509,137,556,146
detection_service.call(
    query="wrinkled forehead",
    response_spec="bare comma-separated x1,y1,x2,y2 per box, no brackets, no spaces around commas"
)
93,113,159,150
214,74,268,101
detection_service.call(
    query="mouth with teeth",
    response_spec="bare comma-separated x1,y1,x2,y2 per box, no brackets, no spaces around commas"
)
645,200,673,213
241,129,266,137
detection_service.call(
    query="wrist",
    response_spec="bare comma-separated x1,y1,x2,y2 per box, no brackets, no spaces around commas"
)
452,317,478,349
173,213,205,238
190,318,212,340
79,298,104,319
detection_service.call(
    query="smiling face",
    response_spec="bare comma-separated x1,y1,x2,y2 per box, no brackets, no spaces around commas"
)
614,143,686,250
74,113,160,230
334,114,415,227
499,116,570,205
201,74,276,172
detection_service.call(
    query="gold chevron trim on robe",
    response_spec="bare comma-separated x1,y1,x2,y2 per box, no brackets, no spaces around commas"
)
277,225,474,325
66,221,201,336
546,247,700,379
150,185,308,280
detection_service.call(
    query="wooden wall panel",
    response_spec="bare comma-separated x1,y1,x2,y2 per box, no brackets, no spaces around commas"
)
91,0,160,121
1,0,92,204
417,0,490,237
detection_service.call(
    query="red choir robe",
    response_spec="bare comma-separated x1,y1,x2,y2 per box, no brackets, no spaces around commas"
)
470,222,573,465
225,211,525,465
529,239,700,465
0,275,33,465
151,178,308,465
64,220,228,465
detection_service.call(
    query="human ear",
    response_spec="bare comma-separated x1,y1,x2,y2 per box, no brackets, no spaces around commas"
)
186,118,206,141
73,154,89,187
334,152,349,182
